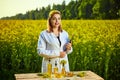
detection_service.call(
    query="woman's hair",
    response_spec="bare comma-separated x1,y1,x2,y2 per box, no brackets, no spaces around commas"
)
47,10,62,32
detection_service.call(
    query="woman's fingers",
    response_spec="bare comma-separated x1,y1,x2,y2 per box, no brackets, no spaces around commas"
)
66,43,72,50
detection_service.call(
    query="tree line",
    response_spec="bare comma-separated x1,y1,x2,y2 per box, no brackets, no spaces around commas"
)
1,0,120,20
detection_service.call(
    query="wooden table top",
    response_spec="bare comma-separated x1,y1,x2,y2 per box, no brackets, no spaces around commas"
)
14,71,104,80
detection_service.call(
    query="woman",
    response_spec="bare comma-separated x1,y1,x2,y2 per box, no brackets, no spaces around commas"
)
37,10,73,73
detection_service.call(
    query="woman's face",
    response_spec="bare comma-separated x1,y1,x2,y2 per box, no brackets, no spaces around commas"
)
50,14,61,28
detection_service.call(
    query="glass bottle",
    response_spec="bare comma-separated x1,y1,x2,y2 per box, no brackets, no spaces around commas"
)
47,59,52,76
54,61,58,74
61,63,66,77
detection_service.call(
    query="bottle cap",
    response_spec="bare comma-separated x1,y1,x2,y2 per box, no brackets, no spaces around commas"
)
55,61,57,66
49,59,51,62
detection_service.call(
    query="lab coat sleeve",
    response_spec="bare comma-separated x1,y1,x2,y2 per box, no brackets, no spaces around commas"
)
37,33,60,58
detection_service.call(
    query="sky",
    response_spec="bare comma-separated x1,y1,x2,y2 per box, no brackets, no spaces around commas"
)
0,0,72,18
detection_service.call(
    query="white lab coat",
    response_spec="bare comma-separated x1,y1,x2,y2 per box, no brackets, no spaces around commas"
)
37,30,73,73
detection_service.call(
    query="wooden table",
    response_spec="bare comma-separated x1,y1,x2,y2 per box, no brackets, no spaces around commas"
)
15,71,104,80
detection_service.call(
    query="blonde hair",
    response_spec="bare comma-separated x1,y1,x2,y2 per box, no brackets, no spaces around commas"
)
47,10,62,32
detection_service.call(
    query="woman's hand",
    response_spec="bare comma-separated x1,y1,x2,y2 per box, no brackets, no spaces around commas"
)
65,43,72,51
60,52,66,58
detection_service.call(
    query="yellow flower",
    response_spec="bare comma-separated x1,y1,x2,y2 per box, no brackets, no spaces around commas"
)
60,60,67,65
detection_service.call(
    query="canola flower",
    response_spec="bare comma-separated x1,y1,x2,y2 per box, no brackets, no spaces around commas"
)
60,60,67,67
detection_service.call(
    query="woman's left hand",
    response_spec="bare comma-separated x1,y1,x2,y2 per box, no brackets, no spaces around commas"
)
65,43,72,51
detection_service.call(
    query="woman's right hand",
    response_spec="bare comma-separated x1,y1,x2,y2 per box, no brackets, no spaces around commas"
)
60,52,66,58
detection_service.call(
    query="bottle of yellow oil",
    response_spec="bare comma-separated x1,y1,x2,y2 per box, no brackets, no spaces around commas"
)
47,59,52,76
54,61,62,78
61,63,66,77
54,61,58,74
